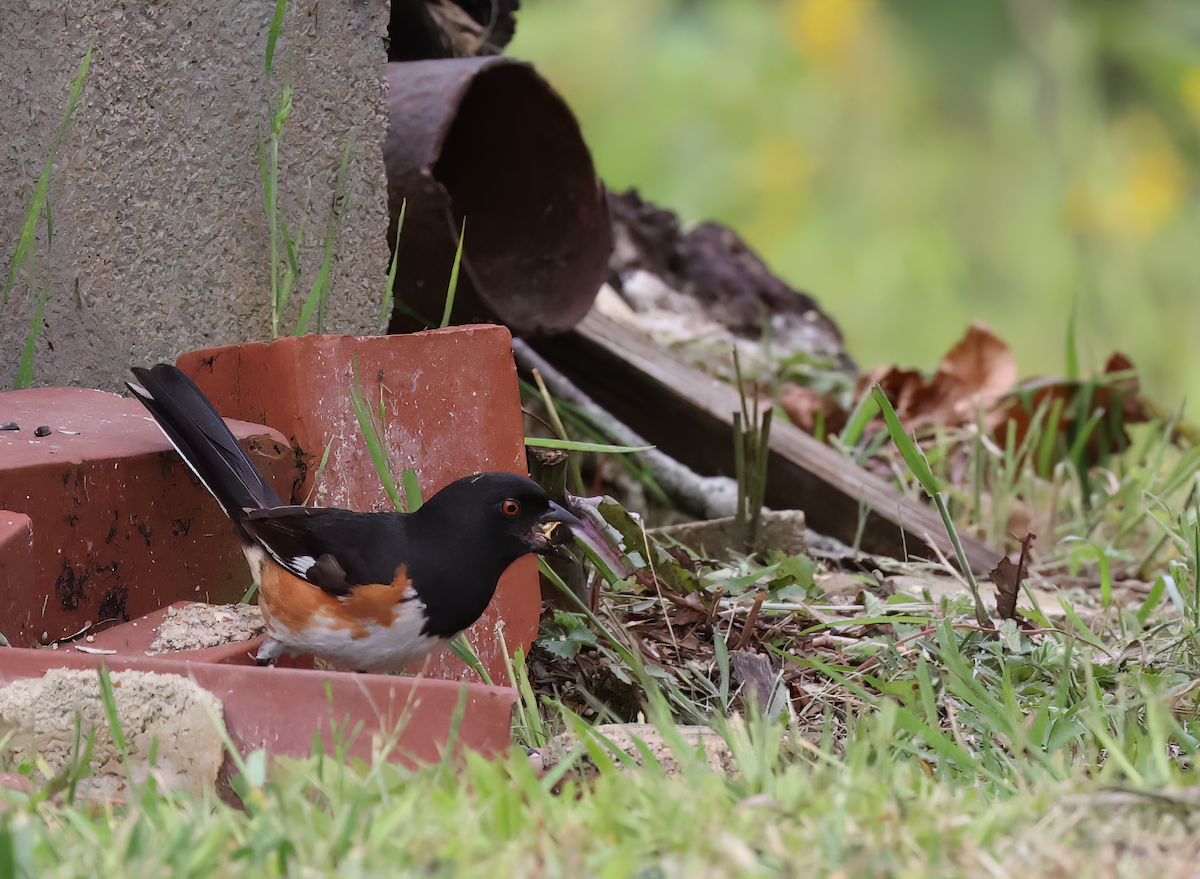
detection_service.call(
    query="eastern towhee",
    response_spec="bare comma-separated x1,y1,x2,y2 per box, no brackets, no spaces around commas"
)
127,363,579,672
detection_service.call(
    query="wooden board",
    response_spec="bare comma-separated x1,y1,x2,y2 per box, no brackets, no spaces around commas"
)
531,311,1001,574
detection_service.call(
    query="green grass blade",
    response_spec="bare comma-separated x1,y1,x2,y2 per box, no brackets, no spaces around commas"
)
1036,395,1065,479
15,285,50,391
1065,291,1079,380
96,667,127,757
449,635,492,685
264,85,293,338
296,135,353,335
3,47,91,309
524,437,654,454
401,469,423,513
873,386,988,624
1066,406,1106,472
302,437,336,506
378,199,405,332
871,387,938,493
834,388,880,452
1136,576,1166,626
1059,599,1111,653
266,0,288,77
349,358,404,511
440,217,466,328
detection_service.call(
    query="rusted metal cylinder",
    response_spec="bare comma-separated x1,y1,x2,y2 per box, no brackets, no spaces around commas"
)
384,58,611,336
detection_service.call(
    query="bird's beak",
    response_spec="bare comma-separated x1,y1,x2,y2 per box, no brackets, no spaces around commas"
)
530,500,583,556
544,500,583,529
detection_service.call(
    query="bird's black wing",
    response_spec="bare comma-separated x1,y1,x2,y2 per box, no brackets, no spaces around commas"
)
128,364,283,538
244,506,411,597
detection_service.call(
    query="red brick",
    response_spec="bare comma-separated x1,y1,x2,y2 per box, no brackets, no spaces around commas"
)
176,328,538,684
0,388,295,645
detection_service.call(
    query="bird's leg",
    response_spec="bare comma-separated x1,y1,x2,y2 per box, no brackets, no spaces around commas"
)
255,636,286,667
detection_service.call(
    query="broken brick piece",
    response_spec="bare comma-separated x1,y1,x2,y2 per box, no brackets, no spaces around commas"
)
0,387,296,646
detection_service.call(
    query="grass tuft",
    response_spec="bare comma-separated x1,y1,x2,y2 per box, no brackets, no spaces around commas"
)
4,46,91,389
439,217,466,329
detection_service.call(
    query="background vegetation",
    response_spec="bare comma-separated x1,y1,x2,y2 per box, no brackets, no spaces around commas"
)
512,0,1200,412
5,5,1200,875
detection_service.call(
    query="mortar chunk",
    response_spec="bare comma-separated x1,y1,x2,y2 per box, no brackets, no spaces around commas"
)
546,723,734,775
148,603,265,653
0,668,225,799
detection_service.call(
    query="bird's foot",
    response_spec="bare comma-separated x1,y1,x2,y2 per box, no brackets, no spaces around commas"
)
255,636,286,667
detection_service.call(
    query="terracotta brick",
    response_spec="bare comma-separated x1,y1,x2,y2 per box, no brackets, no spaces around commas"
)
0,388,295,645
0,648,516,769
176,328,539,683
0,513,34,642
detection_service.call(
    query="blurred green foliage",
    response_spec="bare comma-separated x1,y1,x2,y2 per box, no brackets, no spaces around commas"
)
511,0,1200,412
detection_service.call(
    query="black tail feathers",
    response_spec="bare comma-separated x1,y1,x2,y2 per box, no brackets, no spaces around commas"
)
127,364,283,538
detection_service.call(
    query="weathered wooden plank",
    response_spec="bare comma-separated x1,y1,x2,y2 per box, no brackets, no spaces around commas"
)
531,311,1001,574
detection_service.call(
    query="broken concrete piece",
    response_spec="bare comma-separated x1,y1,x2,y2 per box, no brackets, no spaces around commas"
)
0,0,391,392
652,510,808,560
0,668,225,799
147,604,265,654
547,723,734,775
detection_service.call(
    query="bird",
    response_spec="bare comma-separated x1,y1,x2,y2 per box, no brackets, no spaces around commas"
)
127,362,579,672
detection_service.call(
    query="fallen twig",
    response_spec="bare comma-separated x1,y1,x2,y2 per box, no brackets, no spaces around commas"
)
513,338,739,519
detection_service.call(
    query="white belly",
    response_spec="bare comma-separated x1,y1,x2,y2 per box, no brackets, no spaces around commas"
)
243,545,446,672
272,597,446,671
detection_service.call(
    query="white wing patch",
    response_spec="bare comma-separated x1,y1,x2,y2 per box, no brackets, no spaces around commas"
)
256,539,324,583
243,543,322,590
289,555,316,574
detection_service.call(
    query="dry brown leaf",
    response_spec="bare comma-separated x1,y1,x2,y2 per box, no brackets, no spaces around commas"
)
988,532,1035,622
858,322,1018,431
999,351,1149,468
778,383,848,436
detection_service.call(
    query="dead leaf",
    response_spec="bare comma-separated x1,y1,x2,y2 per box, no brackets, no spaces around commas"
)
999,352,1149,470
779,383,848,436
730,650,775,714
988,532,1035,622
858,322,1018,431
989,557,1021,622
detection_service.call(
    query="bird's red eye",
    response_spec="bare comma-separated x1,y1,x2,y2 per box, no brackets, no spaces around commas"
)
501,499,521,517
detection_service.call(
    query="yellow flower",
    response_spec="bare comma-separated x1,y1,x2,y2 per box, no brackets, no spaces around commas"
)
1068,113,1188,242
743,137,814,246
782,0,872,66
1181,65,1200,124
1101,114,1188,240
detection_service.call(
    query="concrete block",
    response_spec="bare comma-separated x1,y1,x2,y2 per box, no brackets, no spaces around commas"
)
1,0,391,391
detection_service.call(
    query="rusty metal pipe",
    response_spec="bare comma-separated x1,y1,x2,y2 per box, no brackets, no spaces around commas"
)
384,58,611,336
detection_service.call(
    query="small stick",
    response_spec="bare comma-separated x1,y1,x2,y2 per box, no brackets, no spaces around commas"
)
706,586,725,627
512,339,740,519
737,591,767,651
